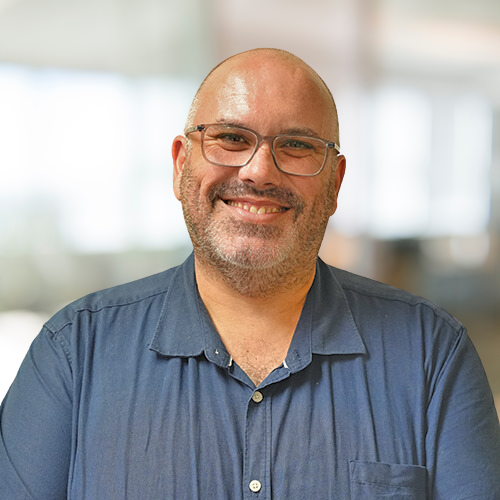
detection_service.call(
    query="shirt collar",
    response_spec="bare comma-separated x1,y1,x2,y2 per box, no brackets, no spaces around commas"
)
149,254,366,368
149,253,232,368
310,258,366,355
149,253,206,357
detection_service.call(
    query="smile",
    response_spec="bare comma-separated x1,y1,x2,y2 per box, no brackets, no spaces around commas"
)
224,200,288,214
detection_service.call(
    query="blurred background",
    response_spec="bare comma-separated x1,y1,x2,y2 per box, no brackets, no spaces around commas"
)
0,0,499,416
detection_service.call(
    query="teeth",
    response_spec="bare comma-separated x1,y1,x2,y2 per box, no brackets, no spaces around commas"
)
226,200,285,214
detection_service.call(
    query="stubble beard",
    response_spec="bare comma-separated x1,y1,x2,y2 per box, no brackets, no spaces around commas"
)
179,160,336,298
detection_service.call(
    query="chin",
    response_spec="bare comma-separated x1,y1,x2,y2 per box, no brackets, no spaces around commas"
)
213,242,290,271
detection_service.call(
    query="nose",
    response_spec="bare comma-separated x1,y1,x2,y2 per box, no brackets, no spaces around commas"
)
237,139,283,188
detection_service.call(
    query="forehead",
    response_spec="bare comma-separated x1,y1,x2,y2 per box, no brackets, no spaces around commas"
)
195,56,334,137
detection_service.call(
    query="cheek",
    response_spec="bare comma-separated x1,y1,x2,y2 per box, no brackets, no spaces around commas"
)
297,176,332,205
179,165,203,211
180,160,230,208
321,167,338,207
307,176,337,217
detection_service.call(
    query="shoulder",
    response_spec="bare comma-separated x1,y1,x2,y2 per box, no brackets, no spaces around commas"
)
329,263,462,329
43,266,179,337
317,260,465,353
318,261,476,399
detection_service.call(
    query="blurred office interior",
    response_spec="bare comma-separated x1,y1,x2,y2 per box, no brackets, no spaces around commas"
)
0,0,499,416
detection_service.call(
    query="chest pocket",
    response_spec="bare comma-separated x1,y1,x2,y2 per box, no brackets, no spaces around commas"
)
350,460,427,499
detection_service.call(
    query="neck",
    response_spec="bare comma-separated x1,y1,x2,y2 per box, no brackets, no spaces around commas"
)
195,256,316,385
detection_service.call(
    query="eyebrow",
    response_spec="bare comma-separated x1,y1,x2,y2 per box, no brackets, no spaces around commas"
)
281,126,321,137
214,119,322,139
215,118,247,128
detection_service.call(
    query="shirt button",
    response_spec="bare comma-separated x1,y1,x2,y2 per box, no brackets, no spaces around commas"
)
252,391,263,403
249,479,262,492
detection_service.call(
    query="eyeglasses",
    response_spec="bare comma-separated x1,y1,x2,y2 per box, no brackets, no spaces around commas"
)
185,123,340,177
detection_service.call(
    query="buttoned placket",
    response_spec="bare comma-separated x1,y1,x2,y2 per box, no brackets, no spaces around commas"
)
243,387,271,499
234,361,294,499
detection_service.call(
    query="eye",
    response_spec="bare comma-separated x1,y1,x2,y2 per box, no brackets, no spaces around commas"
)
209,128,255,151
281,139,314,150
277,137,319,158
217,133,248,144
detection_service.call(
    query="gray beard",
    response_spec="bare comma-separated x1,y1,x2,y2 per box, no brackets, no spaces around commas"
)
180,163,335,298
199,219,319,298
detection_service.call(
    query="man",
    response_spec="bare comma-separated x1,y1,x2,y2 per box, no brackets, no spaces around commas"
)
1,48,499,499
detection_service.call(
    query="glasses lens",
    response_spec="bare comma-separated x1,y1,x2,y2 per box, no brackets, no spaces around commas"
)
273,136,327,175
202,125,257,166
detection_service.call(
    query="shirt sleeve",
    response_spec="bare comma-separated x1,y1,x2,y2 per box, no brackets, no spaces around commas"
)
0,325,73,500
426,326,500,499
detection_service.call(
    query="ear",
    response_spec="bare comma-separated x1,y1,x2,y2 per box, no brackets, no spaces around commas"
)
172,135,187,201
330,155,346,216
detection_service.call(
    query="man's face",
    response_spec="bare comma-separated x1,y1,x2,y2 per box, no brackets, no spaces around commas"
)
173,56,345,276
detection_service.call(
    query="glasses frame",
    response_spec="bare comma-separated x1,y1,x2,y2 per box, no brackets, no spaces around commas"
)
185,123,340,177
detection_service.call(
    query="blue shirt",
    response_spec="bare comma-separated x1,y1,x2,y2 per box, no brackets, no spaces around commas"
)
1,254,499,499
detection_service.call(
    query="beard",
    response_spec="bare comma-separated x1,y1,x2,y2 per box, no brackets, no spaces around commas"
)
179,158,336,297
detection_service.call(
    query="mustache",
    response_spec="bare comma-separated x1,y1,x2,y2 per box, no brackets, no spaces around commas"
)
208,181,305,212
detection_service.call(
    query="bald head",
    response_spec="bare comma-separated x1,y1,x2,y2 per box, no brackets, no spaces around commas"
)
185,48,340,146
